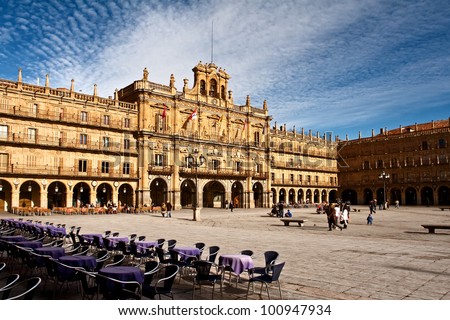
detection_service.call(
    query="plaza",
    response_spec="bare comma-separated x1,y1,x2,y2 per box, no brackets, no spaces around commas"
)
2,205,450,300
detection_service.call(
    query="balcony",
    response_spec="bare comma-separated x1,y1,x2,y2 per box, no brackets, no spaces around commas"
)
0,164,137,179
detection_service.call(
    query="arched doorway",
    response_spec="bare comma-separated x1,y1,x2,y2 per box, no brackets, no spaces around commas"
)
252,182,264,208
297,189,304,204
376,188,385,206
48,181,66,208
421,187,434,206
0,180,12,212
231,181,243,208
390,188,401,206
271,188,277,205
341,189,357,205
96,183,113,206
313,189,320,203
119,184,133,208
279,188,286,203
405,187,417,205
150,179,167,206
321,189,327,203
363,188,373,205
288,188,295,205
329,190,338,203
73,182,90,207
438,186,450,205
19,181,40,207
306,189,312,204
180,180,195,208
204,181,225,208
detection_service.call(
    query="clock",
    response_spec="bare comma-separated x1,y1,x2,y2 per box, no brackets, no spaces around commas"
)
91,180,98,187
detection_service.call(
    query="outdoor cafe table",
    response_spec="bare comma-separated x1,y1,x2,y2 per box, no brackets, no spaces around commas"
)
134,241,157,253
0,235,27,242
219,254,254,276
98,266,144,290
173,247,201,260
106,237,129,249
16,241,43,249
34,246,66,259
82,234,104,245
59,255,97,271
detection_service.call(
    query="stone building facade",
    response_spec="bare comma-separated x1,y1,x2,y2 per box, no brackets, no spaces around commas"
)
0,62,338,213
338,120,450,206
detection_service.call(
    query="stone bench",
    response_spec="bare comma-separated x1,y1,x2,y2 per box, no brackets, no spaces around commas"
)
280,218,307,227
421,224,450,234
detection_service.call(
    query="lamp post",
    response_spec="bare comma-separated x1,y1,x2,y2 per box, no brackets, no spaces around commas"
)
188,149,205,221
378,171,390,209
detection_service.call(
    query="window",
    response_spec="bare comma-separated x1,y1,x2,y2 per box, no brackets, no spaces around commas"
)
377,159,384,168
0,125,8,139
290,174,294,183
124,139,130,150
155,154,164,166
282,173,285,184
78,160,87,172
363,161,370,170
123,162,130,175
315,176,319,184
0,153,9,170
271,173,275,181
422,141,428,150
124,118,130,128
236,161,242,172
330,177,334,185
80,111,88,122
28,128,37,141
102,137,110,148
200,80,206,96
438,139,446,148
31,103,38,114
103,115,110,125
254,131,260,145
212,159,220,170
307,175,311,183
221,85,226,100
79,134,87,145
255,163,261,173
209,79,217,97
299,175,303,184
101,161,110,173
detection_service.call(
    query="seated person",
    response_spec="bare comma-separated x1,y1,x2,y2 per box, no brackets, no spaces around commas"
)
284,209,293,218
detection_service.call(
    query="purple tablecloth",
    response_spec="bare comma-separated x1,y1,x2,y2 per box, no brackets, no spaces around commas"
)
82,234,104,245
219,254,254,275
59,255,97,271
0,235,26,242
99,266,144,290
134,241,157,253
174,247,201,260
16,241,43,249
34,246,66,259
108,237,129,245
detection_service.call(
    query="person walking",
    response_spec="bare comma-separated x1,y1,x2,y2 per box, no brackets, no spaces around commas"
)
327,203,342,231
229,201,234,212
341,204,349,229
367,213,373,225
166,201,172,218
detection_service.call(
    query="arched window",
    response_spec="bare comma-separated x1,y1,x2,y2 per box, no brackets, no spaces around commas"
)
200,80,206,96
221,85,226,100
209,79,217,97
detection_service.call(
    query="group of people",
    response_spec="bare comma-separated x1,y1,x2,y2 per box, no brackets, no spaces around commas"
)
270,202,292,217
160,201,173,218
324,201,350,231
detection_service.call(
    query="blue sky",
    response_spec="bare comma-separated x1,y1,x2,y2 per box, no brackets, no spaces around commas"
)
1,0,449,140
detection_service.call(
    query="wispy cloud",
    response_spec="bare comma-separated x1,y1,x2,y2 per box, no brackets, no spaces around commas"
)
0,0,449,139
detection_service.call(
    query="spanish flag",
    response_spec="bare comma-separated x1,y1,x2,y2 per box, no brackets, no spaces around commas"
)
162,104,167,119
189,108,197,121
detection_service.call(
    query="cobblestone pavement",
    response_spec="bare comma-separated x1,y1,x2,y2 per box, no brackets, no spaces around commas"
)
2,205,450,300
